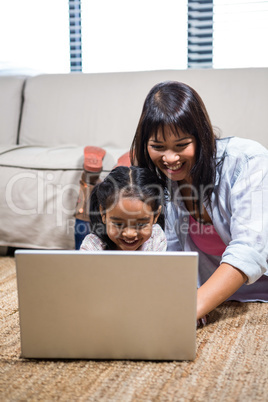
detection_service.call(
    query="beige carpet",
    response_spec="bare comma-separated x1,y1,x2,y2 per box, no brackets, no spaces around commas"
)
0,256,267,402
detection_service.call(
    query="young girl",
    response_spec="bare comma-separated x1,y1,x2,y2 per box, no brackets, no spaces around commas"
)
80,166,167,251
131,80,268,321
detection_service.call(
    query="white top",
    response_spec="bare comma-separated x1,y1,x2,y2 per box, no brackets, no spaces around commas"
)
165,137,268,302
80,224,167,252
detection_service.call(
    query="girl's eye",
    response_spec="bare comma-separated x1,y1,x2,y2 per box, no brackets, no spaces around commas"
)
137,223,148,228
112,222,124,228
112,222,148,229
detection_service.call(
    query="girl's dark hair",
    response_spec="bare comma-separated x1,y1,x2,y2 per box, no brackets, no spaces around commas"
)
130,81,217,212
89,166,166,249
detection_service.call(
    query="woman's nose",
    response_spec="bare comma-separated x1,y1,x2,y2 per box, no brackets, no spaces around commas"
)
162,150,180,164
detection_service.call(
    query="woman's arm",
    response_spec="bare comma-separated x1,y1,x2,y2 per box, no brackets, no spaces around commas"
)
197,263,248,319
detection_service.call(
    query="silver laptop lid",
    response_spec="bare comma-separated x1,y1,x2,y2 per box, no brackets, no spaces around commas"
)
15,250,198,361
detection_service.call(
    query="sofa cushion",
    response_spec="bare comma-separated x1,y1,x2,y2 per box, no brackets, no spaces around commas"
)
19,72,145,149
0,145,128,249
0,76,26,145
18,69,268,149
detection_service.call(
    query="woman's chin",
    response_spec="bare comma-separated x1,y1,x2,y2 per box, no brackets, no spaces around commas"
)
163,166,186,181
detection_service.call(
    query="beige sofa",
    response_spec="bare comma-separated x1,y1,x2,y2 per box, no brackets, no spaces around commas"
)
0,68,267,250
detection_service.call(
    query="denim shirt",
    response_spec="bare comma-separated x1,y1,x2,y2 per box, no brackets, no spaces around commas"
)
165,137,268,301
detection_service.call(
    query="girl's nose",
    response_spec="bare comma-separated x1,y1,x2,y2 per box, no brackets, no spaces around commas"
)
162,150,180,164
122,226,137,238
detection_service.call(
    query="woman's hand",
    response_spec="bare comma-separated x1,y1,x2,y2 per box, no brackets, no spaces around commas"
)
197,263,248,320
197,315,209,327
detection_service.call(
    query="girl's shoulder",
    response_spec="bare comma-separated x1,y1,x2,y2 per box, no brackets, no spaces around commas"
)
141,224,167,252
80,233,106,251
152,223,166,236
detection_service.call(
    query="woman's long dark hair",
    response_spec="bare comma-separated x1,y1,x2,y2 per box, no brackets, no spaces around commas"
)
130,81,217,215
89,166,166,249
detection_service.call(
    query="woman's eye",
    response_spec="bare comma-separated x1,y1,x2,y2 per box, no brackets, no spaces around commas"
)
150,142,192,150
176,142,192,148
150,144,164,150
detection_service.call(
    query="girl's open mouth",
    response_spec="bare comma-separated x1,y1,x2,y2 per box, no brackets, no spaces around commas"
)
119,238,140,248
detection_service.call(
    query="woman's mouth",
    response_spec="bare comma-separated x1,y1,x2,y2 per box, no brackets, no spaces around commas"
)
165,162,183,171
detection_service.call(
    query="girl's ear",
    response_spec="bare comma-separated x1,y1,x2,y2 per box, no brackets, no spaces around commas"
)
99,206,106,224
153,205,162,223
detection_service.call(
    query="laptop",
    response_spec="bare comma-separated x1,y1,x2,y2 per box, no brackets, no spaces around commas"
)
15,250,198,361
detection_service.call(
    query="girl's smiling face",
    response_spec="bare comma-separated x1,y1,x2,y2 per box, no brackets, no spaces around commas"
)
147,128,196,183
100,196,161,251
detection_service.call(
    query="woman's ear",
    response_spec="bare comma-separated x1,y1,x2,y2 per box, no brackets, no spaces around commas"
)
99,206,106,224
153,205,162,223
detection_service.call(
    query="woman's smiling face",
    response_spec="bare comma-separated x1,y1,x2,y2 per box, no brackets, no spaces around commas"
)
147,128,196,183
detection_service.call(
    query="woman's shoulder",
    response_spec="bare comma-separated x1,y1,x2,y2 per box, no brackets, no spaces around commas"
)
216,136,268,159
80,233,106,251
215,136,268,186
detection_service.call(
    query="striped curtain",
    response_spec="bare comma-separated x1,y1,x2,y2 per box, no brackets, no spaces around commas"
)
68,0,268,71
187,0,213,68
69,0,82,72
188,0,268,69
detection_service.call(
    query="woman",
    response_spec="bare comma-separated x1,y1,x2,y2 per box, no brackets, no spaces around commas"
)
131,81,268,320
